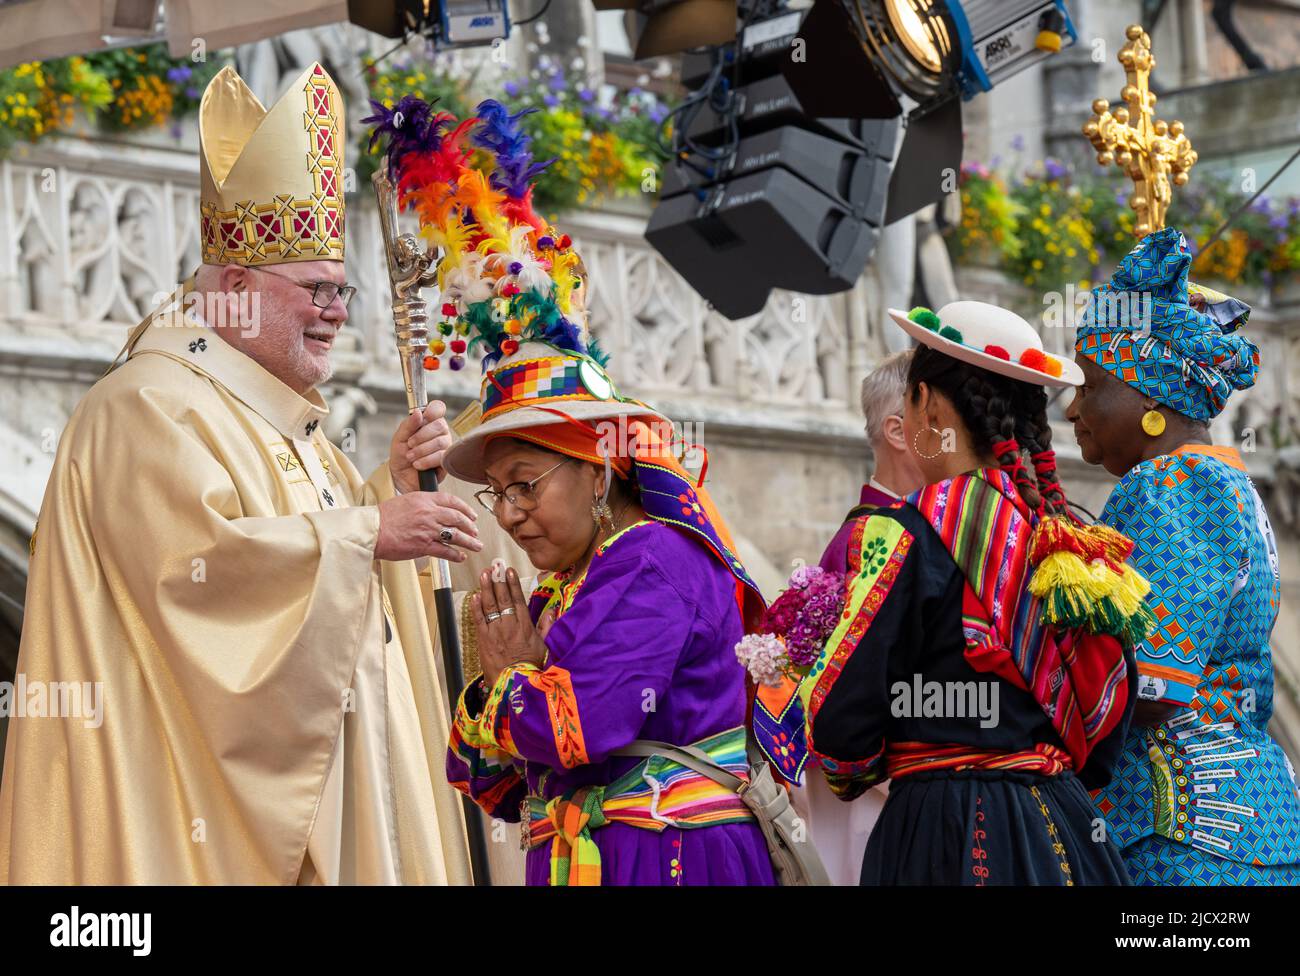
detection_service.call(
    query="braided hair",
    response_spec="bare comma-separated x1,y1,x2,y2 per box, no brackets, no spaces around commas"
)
906,344,1072,519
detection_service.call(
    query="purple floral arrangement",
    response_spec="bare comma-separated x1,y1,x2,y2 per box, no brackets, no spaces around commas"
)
734,565,847,687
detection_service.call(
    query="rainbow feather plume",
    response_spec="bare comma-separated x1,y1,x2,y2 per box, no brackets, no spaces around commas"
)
361,96,444,181
365,96,594,373
471,100,555,199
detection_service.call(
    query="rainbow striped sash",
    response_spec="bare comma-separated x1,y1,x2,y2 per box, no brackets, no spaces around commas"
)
525,726,755,886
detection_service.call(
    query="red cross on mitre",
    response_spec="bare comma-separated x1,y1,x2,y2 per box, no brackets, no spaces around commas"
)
321,206,341,239
292,208,316,236
256,212,283,238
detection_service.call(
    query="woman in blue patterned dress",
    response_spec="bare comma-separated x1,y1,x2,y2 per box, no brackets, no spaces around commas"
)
1068,227,1300,884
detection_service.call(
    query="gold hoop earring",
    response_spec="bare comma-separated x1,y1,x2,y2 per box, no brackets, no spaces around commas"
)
913,425,945,460
1140,409,1166,437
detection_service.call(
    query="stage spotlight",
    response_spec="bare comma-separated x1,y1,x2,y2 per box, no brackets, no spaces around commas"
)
784,0,1076,221
348,0,512,49
785,0,1077,119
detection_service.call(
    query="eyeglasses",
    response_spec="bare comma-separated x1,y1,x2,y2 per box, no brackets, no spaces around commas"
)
248,265,357,309
474,458,572,513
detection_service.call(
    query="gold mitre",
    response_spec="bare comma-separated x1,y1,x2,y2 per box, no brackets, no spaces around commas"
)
199,62,345,267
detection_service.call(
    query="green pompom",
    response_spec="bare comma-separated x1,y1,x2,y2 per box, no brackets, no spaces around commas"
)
907,306,941,331
938,325,964,343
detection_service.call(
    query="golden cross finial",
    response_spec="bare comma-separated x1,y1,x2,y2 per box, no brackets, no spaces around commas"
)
1082,24,1198,238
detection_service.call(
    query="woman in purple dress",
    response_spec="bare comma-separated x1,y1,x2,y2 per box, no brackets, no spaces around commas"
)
367,97,775,885
440,350,774,886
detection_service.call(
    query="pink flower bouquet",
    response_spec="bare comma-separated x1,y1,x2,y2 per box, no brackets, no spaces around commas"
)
734,565,848,687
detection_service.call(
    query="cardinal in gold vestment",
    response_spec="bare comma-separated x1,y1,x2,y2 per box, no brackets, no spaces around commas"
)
0,62,479,884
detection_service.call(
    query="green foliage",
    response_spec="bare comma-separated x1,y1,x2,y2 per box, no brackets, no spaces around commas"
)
0,44,221,156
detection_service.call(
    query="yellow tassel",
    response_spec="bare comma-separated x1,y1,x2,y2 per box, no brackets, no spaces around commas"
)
1028,515,1152,645
1029,551,1109,601
1109,563,1152,618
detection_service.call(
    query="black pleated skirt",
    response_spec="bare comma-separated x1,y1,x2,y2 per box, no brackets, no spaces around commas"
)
861,769,1132,885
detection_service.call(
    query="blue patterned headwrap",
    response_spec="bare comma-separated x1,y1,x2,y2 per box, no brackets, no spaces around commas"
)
1074,228,1260,421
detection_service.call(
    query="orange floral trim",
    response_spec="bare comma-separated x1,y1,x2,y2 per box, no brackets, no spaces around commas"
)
456,661,590,769
522,664,590,770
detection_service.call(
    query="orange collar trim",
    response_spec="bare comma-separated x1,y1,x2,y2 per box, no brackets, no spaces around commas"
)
1170,444,1246,471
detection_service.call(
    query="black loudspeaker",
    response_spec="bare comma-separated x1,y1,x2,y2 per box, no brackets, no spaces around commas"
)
684,73,900,153
679,6,803,88
661,126,891,220
646,166,884,320
647,3,918,318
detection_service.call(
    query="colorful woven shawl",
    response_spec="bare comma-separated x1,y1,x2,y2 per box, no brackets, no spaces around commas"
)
906,468,1132,769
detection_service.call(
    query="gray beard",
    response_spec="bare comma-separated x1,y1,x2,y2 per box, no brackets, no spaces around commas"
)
290,342,334,391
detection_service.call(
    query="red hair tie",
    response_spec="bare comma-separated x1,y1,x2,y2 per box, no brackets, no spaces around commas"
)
991,438,1021,461
991,437,1031,490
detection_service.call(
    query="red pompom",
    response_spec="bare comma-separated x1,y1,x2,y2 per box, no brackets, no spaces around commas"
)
983,344,1010,360
500,338,520,356
449,338,467,354
1019,348,1047,371
501,282,520,297
558,234,572,249
441,303,458,317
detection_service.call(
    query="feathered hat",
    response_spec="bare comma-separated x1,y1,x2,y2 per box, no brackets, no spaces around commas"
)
362,96,598,373
362,95,668,481
365,96,765,624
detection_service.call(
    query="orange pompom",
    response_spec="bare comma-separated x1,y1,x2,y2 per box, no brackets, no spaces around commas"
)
1042,355,1064,378
1019,348,1047,371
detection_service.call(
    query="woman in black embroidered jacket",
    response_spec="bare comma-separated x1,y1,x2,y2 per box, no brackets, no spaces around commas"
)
802,302,1146,885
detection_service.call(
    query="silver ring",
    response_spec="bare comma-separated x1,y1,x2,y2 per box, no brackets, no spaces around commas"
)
439,528,454,543
484,611,501,622
498,607,516,617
